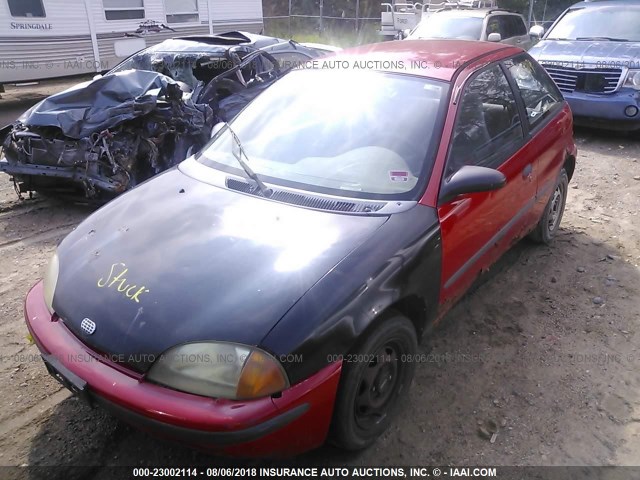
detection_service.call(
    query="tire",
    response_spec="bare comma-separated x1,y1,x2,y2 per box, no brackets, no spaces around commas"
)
329,313,417,451
529,168,569,245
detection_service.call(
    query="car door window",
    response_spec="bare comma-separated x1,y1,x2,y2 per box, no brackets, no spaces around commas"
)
269,52,313,72
499,16,515,39
446,64,524,177
489,15,514,40
509,16,528,37
505,56,563,129
486,16,503,38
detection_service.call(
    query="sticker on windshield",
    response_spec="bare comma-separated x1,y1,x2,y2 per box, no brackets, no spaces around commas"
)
389,170,410,183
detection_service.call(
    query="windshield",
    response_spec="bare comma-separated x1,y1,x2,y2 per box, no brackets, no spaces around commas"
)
409,15,483,40
197,69,448,200
109,50,233,88
547,6,640,41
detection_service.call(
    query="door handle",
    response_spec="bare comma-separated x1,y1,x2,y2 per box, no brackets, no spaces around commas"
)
522,164,533,180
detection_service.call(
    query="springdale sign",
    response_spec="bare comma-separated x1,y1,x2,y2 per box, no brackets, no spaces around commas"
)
10,22,53,30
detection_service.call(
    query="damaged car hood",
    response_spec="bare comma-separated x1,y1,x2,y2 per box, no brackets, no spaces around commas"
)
52,166,388,372
20,70,207,139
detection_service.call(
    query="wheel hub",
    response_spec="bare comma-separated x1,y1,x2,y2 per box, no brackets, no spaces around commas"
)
547,185,564,233
354,344,400,428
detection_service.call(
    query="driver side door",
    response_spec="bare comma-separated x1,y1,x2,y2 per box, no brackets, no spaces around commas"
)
437,62,536,305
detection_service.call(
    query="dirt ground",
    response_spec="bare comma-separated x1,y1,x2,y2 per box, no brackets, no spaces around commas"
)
0,80,639,478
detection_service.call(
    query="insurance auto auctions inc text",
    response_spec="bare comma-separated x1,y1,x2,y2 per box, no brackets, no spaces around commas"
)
256,467,497,478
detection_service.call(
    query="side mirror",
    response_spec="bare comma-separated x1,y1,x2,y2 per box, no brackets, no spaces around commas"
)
529,25,545,39
487,32,502,43
439,165,507,204
93,74,103,81
210,121,225,138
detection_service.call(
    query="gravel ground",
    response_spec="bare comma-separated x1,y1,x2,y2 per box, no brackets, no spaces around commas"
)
0,81,639,478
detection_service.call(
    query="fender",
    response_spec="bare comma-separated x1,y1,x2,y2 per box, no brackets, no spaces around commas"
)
260,205,442,384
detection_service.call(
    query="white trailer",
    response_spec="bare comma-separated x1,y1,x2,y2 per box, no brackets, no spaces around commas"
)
0,0,264,85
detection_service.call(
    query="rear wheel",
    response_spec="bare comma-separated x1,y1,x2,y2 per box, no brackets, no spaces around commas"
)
329,314,417,451
530,168,568,245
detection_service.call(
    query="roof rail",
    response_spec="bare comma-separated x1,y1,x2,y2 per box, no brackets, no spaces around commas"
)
421,0,497,12
487,8,520,14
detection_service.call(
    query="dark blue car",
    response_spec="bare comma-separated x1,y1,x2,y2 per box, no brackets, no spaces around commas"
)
529,0,640,131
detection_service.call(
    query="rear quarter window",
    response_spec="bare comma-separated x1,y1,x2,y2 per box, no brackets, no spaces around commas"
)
505,55,563,130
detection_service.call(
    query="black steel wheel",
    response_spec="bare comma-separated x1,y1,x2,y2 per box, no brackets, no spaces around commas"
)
329,313,417,451
530,168,569,245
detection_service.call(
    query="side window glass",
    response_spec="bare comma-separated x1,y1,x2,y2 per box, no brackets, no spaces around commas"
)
505,56,563,129
512,16,528,36
498,16,513,39
486,17,501,37
447,64,524,177
269,52,312,72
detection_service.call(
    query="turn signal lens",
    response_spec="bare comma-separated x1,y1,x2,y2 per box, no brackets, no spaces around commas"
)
236,350,289,400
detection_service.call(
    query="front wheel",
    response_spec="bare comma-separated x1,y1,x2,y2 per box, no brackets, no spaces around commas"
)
329,313,417,451
530,168,569,245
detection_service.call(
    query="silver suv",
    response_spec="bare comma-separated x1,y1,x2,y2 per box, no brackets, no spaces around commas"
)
406,8,533,50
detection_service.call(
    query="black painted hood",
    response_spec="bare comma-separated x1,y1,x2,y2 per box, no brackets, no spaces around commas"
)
53,167,388,371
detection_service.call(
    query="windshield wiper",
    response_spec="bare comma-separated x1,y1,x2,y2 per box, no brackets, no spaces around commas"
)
224,122,272,198
576,36,629,42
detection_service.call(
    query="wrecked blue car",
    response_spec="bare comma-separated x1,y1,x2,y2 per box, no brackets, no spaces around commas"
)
0,32,335,200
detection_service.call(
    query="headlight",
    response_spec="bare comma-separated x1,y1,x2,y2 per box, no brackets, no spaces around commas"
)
624,70,640,89
43,251,59,315
146,342,289,400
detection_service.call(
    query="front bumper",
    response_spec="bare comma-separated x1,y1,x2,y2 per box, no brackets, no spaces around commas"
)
0,157,125,194
564,88,640,130
25,281,342,457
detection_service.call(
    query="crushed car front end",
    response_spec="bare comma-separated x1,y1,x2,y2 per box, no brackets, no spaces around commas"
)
1,71,213,198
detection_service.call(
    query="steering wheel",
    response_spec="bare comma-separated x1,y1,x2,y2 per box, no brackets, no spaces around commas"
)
228,46,282,78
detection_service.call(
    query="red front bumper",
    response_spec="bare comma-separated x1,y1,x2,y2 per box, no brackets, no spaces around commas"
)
25,281,342,457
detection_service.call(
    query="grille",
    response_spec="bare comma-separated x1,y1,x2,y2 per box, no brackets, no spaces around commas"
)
541,64,623,94
226,178,386,214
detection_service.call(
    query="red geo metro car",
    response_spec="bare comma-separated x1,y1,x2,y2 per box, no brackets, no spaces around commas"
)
24,40,576,456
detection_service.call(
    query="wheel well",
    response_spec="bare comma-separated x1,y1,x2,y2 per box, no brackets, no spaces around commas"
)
564,155,576,182
347,296,428,354
391,295,428,338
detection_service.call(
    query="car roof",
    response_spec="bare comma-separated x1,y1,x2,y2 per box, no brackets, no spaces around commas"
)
147,31,283,54
429,8,520,18
332,40,518,81
570,0,640,7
